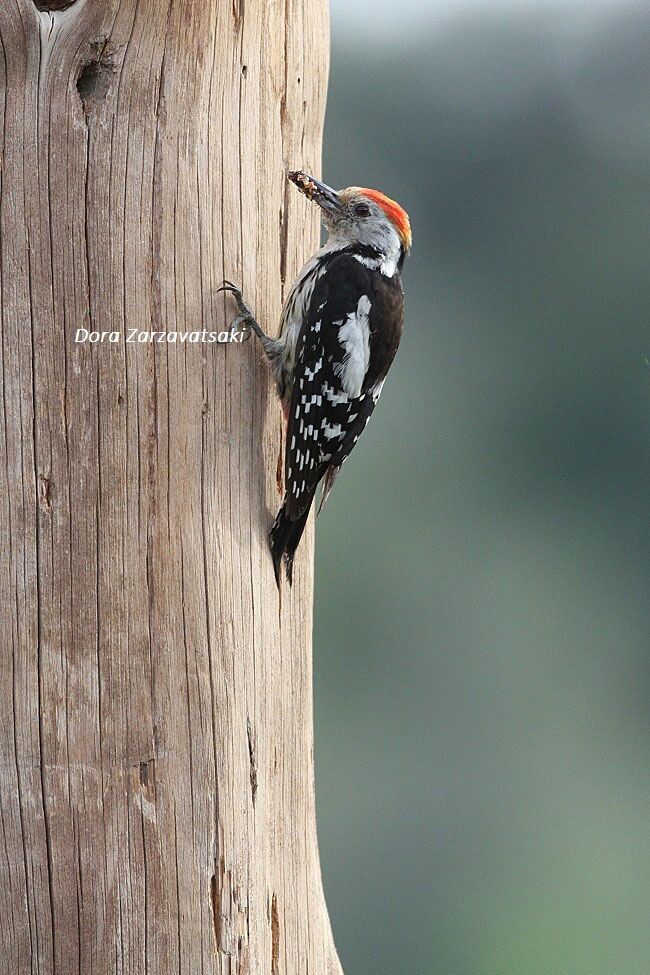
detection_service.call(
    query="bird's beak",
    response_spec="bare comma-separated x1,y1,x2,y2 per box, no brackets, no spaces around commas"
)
288,171,344,215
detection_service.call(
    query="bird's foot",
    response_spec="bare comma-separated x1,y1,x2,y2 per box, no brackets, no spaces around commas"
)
219,280,280,357
218,280,255,341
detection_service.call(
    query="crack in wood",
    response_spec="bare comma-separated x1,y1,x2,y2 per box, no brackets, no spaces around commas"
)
38,474,52,512
246,716,258,806
210,867,223,953
271,892,280,975
231,0,244,30
138,758,156,800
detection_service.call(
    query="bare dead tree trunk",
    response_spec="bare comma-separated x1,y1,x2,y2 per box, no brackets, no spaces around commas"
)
0,2,340,973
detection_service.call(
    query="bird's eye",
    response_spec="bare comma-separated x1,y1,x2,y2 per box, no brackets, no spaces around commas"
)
353,203,371,217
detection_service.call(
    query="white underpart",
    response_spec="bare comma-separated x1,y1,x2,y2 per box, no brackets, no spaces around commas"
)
277,253,329,377
334,295,371,397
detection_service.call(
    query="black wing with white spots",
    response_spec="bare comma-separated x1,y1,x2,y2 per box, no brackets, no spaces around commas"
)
284,251,403,520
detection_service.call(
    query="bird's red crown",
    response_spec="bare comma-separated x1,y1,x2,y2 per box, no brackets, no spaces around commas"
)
358,188,412,251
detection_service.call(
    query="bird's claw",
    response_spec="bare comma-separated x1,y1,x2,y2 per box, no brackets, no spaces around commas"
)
219,280,250,315
217,279,242,298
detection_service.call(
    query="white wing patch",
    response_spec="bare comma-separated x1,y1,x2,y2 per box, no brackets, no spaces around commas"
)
333,294,371,398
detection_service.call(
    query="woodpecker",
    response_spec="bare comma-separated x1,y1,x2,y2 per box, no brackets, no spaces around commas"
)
221,170,411,585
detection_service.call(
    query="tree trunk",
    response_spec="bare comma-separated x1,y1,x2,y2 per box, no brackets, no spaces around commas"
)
0,2,339,973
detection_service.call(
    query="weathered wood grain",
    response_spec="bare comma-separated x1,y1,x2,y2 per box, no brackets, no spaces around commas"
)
0,1,340,972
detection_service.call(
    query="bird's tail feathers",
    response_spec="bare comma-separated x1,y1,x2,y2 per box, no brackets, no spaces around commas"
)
270,497,313,586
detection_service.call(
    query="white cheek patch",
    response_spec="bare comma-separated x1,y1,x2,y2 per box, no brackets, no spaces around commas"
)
333,295,371,397
352,223,401,278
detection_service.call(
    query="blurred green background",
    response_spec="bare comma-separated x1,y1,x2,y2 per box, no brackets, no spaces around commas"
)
314,3,650,973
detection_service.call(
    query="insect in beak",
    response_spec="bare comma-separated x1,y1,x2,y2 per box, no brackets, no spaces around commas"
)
288,171,344,215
